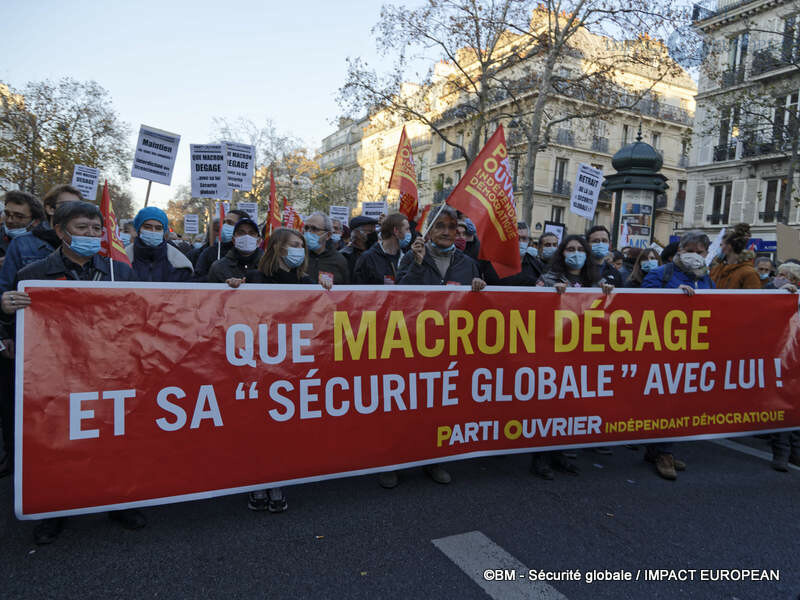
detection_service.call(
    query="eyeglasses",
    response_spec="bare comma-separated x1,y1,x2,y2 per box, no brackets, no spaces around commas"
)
4,210,31,221
304,225,329,234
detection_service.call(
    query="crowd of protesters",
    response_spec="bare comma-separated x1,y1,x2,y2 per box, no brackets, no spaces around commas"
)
0,185,798,546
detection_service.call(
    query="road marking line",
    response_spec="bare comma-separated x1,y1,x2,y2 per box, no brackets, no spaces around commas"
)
432,530,568,600
711,439,800,471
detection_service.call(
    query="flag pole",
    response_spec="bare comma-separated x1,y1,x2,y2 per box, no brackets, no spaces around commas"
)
421,201,448,240
144,181,153,207
110,257,115,282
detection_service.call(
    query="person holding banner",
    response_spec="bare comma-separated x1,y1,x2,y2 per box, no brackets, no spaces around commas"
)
194,209,249,281
126,207,193,282
0,201,145,543
303,213,350,285
353,213,410,286
640,230,715,480
625,249,661,288
586,226,624,287
207,218,264,283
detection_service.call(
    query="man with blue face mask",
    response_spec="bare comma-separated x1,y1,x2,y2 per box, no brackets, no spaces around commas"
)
1,201,144,544
353,212,410,285
0,191,49,291
586,225,624,287
484,222,545,286
126,207,193,282
330,218,345,250
303,212,349,285
193,209,249,281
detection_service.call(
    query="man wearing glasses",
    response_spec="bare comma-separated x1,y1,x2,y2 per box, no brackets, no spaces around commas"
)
303,212,350,285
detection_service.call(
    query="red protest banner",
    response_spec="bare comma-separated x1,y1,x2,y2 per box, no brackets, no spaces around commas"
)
15,284,800,518
388,126,418,221
447,126,520,278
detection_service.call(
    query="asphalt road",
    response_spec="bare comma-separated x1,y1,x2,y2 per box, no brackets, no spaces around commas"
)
1,436,798,600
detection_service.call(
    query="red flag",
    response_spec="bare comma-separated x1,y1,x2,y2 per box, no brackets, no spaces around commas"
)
446,126,520,278
388,126,418,220
417,204,432,230
267,170,282,236
282,199,304,231
99,180,132,267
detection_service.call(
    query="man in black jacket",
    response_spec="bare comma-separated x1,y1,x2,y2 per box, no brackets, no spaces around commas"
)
353,213,410,285
586,225,624,287
194,209,249,280
340,215,378,281
207,218,264,282
483,221,545,286
304,212,349,285
1,201,145,545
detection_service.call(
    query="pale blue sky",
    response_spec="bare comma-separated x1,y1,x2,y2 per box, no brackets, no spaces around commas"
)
0,0,390,209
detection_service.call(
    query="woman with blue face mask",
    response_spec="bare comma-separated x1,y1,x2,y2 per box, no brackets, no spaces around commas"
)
225,226,331,513
127,206,193,282
624,248,661,288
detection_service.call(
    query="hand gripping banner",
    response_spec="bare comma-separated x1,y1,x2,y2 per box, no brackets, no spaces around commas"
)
15,283,800,518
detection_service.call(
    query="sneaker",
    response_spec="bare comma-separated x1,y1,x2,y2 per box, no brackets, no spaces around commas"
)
551,453,579,475
108,509,147,530
530,454,554,480
267,488,288,513
645,451,685,471
34,518,65,545
655,453,677,480
378,471,398,489
593,446,613,455
248,489,270,511
424,464,451,484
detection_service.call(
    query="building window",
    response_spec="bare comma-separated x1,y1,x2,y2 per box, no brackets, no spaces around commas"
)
773,91,799,148
761,178,788,222
553,158,569,195
454,169,461,183
675,180,686,212
551,205,564,223
727,32,748,74
708,182,732,224
651,132,661,150
715,106,740,161
782,16,800,62
622,124,630,145
440,138,447,153
437,173,444,189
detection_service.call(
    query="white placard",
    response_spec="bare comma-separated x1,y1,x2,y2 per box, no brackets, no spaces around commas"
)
237,201,258,222
214,201,231,220
224,142,255,192
71,165,100,201
569,163,603,220
706,227,726,266
191,144,228,199
131,125,180,185
362,201,387,219
329,205,350,225
184,214,200,235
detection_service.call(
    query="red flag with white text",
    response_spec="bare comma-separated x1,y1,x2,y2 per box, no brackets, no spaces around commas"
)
446,126,519,278
388,126,418,220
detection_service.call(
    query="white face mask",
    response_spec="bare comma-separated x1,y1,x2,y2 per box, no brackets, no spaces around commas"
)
234,234,259,253
679,252,706,270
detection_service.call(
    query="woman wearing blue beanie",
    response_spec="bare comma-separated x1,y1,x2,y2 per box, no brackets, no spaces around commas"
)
127,207,194,282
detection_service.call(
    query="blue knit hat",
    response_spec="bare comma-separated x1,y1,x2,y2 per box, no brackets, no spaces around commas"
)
133,206,169,232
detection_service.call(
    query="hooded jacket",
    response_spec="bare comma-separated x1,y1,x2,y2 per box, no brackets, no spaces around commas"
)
641,260,715,290
0,223,61,293
396,245,479,285
207,248,265,283
126,238,194,282
709,252,761,289
307,241,350,285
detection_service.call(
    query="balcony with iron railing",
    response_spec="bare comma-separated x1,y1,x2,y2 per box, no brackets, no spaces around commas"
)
556,129,575,146
706,211,730,225
552,180,571,196
591,136,609,153
759,209,779,223
721,66,746,88
436,151,447,164
740,129,792,159
451,147,464,161
750,44,798,77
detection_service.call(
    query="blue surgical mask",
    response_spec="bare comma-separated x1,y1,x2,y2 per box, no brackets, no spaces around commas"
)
120,233,131,246
331,233,342,243
304,231,321,251
565,251,587,269
591,242,609,258
221,223,235,243
6,226,29,239
519,241,529,256
526,246,538,258
139,229,164,248
541,246,557,260
284,247,306,267
759,272,769,280
400,231,412,249
641,259,659,272
193,242,204,249
69,234,102,257
435,242,455,254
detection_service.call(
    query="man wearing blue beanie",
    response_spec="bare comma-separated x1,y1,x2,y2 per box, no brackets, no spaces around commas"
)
127,206,193,282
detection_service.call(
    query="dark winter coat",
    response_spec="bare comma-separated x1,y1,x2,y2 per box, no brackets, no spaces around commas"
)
0,224,60,293
396,245,479,285
484,252,545,286
243,268,313,284
126,238,193,283
194,241,234,281
353,242,401,285
15,248,135,285
207,248,265,283
307,242,350,284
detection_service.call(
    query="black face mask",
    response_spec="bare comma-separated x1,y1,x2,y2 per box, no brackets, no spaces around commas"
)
365,232,379,248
